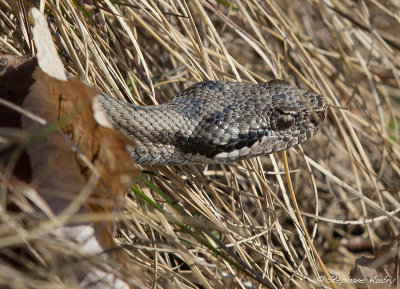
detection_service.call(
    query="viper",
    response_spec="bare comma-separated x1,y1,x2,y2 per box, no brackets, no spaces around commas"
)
97,79,326,165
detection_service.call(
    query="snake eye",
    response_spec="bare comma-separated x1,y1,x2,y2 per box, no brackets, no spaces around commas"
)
277,115,295,130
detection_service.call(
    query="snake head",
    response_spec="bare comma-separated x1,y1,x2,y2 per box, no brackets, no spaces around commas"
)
209,80,327,162
265,80,327,153
167,79,328,164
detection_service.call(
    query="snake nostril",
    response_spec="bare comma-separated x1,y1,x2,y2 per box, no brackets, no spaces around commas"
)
310,109,326,126
320,108,327,121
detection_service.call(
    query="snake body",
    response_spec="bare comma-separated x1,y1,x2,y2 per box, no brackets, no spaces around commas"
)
97,80,326,165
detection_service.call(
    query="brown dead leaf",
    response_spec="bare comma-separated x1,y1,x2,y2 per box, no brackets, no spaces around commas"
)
350,236,399,289
0,53,142,288
23,68,139,213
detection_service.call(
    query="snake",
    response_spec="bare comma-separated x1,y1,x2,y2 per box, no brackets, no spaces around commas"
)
97,79,326,165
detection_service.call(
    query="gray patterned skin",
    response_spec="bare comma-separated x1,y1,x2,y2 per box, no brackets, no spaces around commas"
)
97,80,326,165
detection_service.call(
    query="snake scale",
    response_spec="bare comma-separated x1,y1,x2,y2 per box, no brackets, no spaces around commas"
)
97,80,326,165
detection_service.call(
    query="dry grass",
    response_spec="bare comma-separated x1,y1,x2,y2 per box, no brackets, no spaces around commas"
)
1,0,400,288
